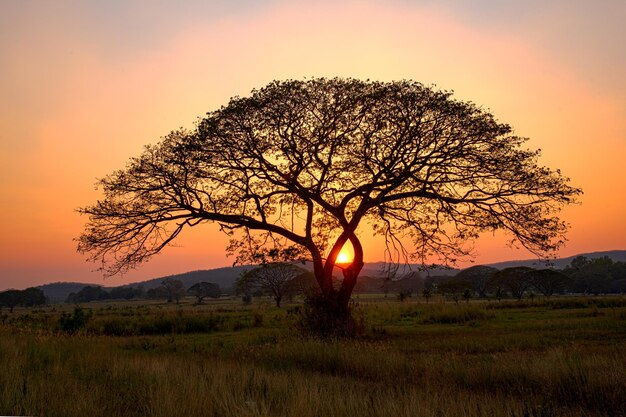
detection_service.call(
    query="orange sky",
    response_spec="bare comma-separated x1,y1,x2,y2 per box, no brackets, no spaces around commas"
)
1,1,625,290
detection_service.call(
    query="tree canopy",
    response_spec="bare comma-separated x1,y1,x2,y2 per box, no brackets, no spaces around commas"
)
188,282,221,304
78,78,581,314
236,262,308,307
0,287,46,312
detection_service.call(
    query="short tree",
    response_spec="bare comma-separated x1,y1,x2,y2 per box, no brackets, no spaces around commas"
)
0,289,22,312
161,278,184,303
236,262,307,307
188,282,221,304
78,78,580,327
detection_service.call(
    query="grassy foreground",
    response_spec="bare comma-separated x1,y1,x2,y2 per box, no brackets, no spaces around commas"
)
1,296,625,417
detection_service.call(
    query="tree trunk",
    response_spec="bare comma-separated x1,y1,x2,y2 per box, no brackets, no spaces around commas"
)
315,233,364,321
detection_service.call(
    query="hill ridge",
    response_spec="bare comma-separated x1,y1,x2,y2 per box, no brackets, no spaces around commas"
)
32,249,626,302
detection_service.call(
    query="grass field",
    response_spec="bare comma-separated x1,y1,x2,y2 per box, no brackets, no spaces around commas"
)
1,296,625,417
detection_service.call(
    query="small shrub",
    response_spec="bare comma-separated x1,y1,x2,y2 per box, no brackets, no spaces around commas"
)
59,307,90,334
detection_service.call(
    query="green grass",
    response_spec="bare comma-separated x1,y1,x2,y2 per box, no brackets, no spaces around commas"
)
1,296,625,416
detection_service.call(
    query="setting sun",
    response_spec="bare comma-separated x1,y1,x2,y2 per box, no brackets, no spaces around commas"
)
336,251,352,264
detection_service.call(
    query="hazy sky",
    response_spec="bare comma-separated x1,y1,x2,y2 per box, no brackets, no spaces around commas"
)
1,0,625,290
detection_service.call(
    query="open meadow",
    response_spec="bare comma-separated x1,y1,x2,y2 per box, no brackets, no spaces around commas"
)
1,296,625,417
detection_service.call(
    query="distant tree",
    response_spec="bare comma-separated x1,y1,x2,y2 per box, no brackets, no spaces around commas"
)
20,287,46,307
109,285,143,300
146,286,168,300
493,267,534,300
78,78,581,330
285,270,318,295
609,261,626,293
454,265,498,298
188,282,221,304
569,255,591,271
565,256,620,295
438,279,472,303
66,286,110,303
236,262,307,307
0,287,46,311
161,278,185,303
527,269,570,297
0,289,22,312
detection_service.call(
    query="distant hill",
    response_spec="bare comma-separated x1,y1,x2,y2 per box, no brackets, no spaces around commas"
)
38,282,105,303
357,262,458,278
36,250,625,303
485,250,626,270
37,266,255,303
127,266,255,292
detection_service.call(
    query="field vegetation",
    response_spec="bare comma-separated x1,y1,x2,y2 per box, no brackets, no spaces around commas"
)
1,295,625,417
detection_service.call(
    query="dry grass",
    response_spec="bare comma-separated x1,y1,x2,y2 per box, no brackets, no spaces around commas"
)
1,296,625,416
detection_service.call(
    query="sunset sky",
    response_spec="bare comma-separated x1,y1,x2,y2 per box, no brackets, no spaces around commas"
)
1,1,625,290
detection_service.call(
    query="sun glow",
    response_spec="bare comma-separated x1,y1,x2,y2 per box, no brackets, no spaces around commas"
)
336,250,352,264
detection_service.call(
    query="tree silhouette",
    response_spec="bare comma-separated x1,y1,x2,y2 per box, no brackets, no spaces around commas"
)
0,289,23,312
236,263,306,307
188,282,221,304
235,247,308,307
493,267,534,300
454,265,498,298
78,78,580,322
438,279,472,303
0,287,46,312
527,269,569,297
160,278,184,304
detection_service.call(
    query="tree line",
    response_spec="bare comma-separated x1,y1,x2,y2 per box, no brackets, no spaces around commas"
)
416,255,626,302
64,279,222,304
0,287,46,312
3,255,622,311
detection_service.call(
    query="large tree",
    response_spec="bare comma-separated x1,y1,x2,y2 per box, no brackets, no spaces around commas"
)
527,269,570,297
78,78,580,320
492,267,534,300
454,265,498,298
